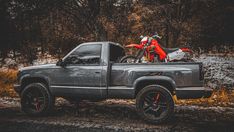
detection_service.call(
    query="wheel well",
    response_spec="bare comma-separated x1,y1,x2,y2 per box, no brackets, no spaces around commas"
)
21,77,49,92
135,80,175,97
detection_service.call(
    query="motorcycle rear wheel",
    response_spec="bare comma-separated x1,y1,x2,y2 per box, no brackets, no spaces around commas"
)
119,55,138,63
172,59,194,62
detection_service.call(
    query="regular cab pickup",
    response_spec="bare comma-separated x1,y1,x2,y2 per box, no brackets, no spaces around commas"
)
14,42,212,124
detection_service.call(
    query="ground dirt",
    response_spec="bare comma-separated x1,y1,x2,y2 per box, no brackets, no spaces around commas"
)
0,98,234,132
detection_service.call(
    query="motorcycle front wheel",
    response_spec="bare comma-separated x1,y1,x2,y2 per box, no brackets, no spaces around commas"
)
119,55,138,63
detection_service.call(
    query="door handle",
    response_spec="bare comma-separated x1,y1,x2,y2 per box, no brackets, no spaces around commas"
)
95,71,101,74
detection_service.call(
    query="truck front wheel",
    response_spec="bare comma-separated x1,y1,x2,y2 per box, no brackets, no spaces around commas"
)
136,85,174,124
21,83,54,116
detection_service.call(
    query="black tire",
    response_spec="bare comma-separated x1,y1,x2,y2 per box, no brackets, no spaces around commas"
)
174,58,195,62
185,59,195,62
119,55,138,63
136,85,174,124
20,83,55,116
174,59,194,62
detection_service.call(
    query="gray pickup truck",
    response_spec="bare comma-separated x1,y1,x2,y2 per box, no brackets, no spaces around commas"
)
14,42,212,124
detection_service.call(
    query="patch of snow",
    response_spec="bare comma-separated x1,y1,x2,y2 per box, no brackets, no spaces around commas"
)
32,53,57,66
1,52,233,90
194,54,234,89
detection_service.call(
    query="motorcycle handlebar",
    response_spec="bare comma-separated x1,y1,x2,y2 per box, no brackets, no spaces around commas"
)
152,35,162,39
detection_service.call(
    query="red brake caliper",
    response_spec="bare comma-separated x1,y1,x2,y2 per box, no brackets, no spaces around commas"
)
35,98,40,111
154,93,160,104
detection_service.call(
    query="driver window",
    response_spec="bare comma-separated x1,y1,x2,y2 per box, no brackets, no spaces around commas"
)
65,44,102,65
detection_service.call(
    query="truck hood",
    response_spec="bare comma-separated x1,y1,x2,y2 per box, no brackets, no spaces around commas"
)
19,64,57,71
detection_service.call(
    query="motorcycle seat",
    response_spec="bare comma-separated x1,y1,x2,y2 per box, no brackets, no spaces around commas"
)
162,47,179,53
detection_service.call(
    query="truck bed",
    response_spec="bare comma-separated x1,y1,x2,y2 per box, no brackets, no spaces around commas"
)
107,62,210,99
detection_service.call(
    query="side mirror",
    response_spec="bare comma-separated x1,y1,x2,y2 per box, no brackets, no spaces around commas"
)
56,59,66,67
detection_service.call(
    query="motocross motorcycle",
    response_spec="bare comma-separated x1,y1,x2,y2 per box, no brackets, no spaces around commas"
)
120,34,193,63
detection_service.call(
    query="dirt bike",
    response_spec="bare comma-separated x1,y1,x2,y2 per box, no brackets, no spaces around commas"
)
120,34,193,63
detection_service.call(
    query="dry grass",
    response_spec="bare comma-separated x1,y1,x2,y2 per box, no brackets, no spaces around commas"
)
0,69,18,97
0,69,234,107
174,88,234,107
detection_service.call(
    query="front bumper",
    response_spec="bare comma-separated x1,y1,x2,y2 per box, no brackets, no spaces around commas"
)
175,87,213,99
14,84,21,94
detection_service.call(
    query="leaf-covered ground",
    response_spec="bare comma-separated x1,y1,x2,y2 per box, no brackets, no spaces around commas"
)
0,98,234,132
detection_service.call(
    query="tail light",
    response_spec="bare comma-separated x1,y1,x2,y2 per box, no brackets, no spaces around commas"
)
199,63,204,80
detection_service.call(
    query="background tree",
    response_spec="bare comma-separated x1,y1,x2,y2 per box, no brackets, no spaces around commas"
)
0,0,233,64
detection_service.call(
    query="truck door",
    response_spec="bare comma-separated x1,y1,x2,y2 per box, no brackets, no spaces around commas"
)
52,44,106,99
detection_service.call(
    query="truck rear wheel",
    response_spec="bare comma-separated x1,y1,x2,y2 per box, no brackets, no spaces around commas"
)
21,83,54,116
136,85,174,124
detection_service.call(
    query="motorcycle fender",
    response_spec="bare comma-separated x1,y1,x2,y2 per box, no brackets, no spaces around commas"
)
167,49,185,61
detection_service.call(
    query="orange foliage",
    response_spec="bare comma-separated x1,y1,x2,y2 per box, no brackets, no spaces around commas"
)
174,88,234,107
0,69,18,97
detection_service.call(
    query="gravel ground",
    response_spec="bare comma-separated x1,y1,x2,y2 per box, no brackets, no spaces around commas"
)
0,98,234,132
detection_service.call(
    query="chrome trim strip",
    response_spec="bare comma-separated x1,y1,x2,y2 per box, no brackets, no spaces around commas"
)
50,85,106,89
13,84,21,87
50,85,134,90
176,87,206,91
108,86,134,90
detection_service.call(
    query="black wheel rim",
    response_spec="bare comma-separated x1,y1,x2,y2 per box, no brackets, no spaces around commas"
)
141,91,169,120
22,88,45,113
